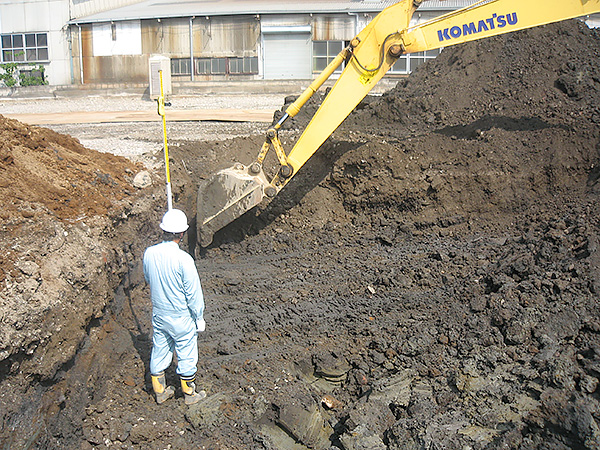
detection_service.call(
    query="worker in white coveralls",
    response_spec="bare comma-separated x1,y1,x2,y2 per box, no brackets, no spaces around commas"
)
143,208,206,405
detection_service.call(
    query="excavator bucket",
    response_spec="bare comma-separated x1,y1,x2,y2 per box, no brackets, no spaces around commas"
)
196,163,269,247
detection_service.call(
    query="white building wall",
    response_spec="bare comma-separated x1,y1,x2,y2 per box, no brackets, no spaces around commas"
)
0,0,72,85
260,14,311,28
92,20,141,56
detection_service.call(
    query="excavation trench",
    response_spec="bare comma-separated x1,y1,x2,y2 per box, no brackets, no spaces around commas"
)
1,19,600,450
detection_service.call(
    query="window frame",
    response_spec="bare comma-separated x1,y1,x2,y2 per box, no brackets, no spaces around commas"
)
171,58,191,76
389,48,443,74
193,56,259,76
312,40,345,74
1,32,49,63
228,56,259,75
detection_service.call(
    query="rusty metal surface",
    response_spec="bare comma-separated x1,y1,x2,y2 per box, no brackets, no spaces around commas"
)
84,55,148,83
312,14,355,40
142,18,191,56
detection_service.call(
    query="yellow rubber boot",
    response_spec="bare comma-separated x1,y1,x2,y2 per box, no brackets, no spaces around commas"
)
151,371,175,404
180,374,206,405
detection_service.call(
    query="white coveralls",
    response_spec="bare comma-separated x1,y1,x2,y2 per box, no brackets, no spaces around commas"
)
143,240,204,377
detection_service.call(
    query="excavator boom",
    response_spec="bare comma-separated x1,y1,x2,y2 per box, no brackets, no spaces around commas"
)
197,0,600,247
402,0,600,53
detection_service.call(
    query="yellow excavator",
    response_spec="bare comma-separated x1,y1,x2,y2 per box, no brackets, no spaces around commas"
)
196,0,600,247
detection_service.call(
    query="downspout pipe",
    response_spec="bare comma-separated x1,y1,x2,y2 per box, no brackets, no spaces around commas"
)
77,23,84,84
67,26,74,84
347,12,360,36
189,16,195,81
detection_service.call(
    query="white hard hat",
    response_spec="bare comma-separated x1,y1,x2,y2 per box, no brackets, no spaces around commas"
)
160,208,189,233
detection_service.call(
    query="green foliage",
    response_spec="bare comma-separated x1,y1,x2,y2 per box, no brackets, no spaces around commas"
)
19,65,47,87
0,52,47,87
0,61,19,87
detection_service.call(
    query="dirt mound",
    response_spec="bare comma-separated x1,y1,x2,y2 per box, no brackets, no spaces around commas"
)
0,114,153,449
353,19,600,130
0,115,139,223
332,20,600,223
0,114,145,359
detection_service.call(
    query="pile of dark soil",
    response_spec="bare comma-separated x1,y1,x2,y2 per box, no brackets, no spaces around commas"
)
193,19,600,449
1,18,600,450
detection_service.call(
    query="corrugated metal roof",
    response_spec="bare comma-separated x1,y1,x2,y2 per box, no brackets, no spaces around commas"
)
417,0,475,10
69,0,475,24
70,0,398,23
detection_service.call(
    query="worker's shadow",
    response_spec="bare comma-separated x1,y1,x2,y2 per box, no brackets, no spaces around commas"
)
195,137,363,251
115,247,156,395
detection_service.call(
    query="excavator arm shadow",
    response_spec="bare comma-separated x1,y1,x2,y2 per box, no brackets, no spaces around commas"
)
435,115,567,140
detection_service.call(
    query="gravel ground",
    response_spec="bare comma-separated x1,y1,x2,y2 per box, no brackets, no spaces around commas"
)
1,93,287,166
0,93,285,114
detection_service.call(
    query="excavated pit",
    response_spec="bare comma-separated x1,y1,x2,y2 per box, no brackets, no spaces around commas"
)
1,19,600,450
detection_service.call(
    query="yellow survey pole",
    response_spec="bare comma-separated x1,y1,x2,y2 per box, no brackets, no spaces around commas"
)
157,69,173,210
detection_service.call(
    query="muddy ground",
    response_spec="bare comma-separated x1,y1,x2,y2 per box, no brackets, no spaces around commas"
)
1,18,600,450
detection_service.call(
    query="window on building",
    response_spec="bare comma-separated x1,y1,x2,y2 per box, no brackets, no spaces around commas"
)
313,40,345,73
229,57,258,74
194,57,258,75
196,57,226,74
1,33,48,62
196,58,211,75
211,58,226,74
171,58,191,76
18,67,45,85
389,48,443,74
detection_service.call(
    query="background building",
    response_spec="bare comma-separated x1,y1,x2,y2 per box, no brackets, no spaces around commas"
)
0,0,69,85
1,0,599,87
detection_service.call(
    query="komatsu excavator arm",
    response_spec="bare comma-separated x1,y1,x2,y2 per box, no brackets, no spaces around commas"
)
196,0,600,247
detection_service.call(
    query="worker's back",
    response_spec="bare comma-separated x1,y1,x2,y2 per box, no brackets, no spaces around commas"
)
143,240,201,315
